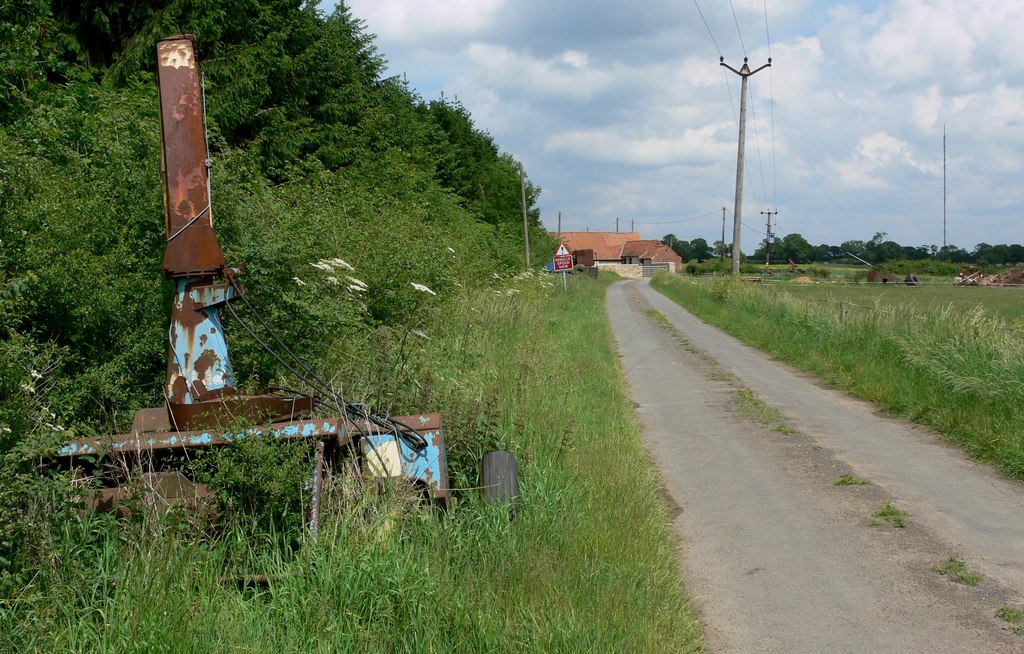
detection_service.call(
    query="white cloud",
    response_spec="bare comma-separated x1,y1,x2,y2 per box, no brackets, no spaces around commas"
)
863,1,977,84
463,43,621,101
347,0,504,41
831,132,939,193
911,87,943,131
560,50,589,68
545,123,733,167
348,0,1024,248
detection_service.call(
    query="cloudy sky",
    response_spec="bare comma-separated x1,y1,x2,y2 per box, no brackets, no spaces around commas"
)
342,0,1023,253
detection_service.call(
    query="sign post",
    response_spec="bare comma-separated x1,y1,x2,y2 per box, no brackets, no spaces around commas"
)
553,242,572,290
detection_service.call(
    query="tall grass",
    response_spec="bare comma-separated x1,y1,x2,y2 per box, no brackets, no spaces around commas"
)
2,272,701,653
652,274,1024,480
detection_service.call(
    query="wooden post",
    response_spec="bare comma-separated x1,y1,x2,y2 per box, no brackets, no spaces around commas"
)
519,162,530,268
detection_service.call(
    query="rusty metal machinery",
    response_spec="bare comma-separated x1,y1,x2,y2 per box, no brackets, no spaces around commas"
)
58,35,450,532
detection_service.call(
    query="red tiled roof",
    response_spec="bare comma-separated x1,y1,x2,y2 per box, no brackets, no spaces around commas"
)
620,240,663,258
646,243,684,265
556,232,642,261
621,240,684,267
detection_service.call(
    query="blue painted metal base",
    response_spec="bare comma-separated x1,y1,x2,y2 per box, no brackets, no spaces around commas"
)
360,421,450,508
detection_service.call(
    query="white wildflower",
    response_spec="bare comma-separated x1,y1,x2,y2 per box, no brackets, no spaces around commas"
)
329,258,355,271
326,276,340,286
492,273,502,279
347,276,368,291
410,282,436,296
311,261,333,272
411,329,430,340
293,277,307,286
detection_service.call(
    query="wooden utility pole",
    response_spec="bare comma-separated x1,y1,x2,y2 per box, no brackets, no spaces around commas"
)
761,210,777,267
721,207,726,262
557,210,562,236
519,163,530,268
616,217,620,233
721,56,771,275
631,219,635,232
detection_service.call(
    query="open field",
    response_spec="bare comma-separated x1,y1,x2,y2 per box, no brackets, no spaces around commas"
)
651,273,1024,481
777,283,1024,322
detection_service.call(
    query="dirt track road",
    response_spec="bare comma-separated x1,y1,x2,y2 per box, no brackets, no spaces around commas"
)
607,279,1024,653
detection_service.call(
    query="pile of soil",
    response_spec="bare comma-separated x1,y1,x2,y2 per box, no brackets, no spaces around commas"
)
986,268,1024,285
792,276,814,284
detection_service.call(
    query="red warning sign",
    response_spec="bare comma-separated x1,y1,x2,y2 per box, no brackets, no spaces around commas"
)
553,243,573,272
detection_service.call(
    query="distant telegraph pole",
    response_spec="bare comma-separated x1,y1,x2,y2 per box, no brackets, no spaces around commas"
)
761,210,778,267
943,124,947,250
721,207,726,262
721,56,771,275
519,162,530,268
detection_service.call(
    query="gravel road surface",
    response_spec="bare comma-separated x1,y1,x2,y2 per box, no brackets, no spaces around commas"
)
607,279,1024,653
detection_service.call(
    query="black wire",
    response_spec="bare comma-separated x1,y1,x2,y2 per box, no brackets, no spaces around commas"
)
692,0,723,57
222,301,415,472
729,0,747,57
224,283,427,450
228,282,342,401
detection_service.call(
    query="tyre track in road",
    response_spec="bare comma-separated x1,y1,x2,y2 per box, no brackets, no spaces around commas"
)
607,279,1024,653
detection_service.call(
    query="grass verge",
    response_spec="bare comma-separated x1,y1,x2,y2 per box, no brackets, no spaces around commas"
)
1,272,702,653
650,274,1024,481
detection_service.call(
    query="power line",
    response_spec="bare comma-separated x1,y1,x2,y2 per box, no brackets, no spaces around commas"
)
729,0,748,57
764,0,778,212
692,0,738,125
742,221,766,236
746,79,770,212
692,0,723,57
633,210,723,226
762,0,773,60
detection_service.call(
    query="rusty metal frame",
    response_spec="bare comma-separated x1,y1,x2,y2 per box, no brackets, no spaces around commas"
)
59,412,451,514
54,35,452,534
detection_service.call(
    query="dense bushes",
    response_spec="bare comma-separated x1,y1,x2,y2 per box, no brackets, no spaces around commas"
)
875,259,961,277
0,0,554,592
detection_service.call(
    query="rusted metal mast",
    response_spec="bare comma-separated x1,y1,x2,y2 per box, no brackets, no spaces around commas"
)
57,36,453,526
156,35,312,430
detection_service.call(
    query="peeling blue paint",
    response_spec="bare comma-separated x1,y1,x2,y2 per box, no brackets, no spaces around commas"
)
361,429,449,500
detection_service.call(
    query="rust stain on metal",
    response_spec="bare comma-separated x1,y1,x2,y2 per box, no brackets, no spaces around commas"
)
156,35,224,278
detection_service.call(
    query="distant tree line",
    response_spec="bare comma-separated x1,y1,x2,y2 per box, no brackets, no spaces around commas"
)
662,230,1024,266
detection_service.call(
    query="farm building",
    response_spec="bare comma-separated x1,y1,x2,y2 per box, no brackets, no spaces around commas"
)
556,232,683,274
